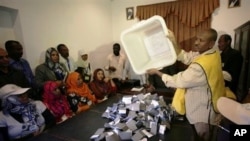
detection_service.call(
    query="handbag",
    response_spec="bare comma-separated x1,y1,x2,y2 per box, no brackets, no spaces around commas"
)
75,63,91,83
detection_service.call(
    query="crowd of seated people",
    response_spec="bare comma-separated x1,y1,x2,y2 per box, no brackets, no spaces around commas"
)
0,42,122,140
0,34,244,141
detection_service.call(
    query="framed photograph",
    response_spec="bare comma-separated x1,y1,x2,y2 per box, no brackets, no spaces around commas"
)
228,0,240,8
126,7,134,20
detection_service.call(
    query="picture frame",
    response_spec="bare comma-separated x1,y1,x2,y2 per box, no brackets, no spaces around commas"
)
126,7,134,20
228,0,240,8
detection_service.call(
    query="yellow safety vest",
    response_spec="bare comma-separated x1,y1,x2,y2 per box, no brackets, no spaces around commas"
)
172,50,236,115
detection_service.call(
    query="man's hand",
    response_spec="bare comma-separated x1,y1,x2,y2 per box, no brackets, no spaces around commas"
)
147,68,164,78
222,71,232,81
167,30,181,55
108,66,116,72
147,68,159,75
104,77,110,83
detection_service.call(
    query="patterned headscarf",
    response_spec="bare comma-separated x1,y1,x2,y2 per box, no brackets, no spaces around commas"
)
45,47,66,80
2,94,44,135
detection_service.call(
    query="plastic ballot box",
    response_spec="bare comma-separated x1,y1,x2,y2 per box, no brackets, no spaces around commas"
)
120,15,177,74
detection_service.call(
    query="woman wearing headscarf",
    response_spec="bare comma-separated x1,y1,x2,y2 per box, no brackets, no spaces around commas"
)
0,84,55,141
43,81,73,123
75,49,92,83
65,72,97,114
89,68,117,101
35,47,68,98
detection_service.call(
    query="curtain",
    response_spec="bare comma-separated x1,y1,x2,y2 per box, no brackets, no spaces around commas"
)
136,0,220,51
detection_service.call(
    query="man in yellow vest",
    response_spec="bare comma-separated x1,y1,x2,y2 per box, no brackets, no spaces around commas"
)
147,29,233,141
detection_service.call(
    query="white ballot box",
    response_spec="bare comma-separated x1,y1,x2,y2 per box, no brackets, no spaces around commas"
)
120,15,177,74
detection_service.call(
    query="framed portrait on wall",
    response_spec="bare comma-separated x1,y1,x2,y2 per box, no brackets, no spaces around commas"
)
228,0,240,8
126,7,134,20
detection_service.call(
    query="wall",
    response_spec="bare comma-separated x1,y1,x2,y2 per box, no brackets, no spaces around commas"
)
0,0,249,73
212,0,250,46
0,0,113,72
112,0,250,47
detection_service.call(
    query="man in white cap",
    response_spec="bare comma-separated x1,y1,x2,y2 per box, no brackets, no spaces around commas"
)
0,84,55,140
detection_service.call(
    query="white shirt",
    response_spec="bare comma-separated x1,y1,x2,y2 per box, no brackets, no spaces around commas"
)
162,48,219,125
105,53,126,79
59,55,76,72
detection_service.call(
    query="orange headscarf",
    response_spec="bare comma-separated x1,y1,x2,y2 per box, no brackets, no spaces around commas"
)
66,72,96,103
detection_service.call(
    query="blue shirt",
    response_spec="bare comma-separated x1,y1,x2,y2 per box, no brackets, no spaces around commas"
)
9,58,35,87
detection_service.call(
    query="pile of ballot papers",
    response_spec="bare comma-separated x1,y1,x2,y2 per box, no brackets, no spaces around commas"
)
90,93,175,141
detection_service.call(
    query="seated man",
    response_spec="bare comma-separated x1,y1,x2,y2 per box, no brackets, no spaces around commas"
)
57,44,77,73
0,47,31,110
5,40,36,88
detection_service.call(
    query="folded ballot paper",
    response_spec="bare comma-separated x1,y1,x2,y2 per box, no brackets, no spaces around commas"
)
120,15,177,75
91,93,175,141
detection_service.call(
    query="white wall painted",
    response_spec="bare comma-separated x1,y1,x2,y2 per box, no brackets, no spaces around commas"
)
0,0,249,74
0,0,113,72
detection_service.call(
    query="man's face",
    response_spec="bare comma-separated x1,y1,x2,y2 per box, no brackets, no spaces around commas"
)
0,48,10,68
10,42,23,60
194,31,214,54
113,46,120,56
59,46,69,58
218,36,229,52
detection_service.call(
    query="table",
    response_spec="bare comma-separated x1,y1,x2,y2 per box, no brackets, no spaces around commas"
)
27,94,194,141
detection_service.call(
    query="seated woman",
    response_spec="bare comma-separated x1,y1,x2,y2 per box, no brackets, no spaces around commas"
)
43,81,73,124
89,68,117,101
0,84,55,141
35,47,68,99
65,72,97,114
75,49,92,83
